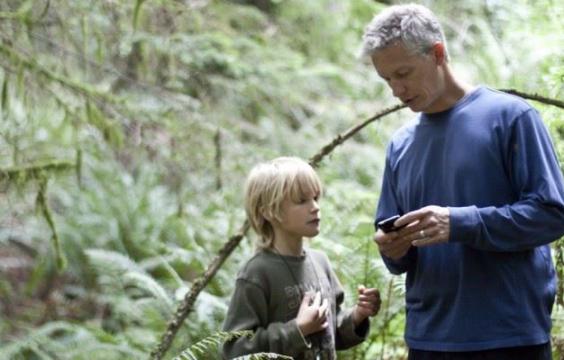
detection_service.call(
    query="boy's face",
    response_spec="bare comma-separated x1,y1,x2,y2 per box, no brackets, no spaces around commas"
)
274,190,321,243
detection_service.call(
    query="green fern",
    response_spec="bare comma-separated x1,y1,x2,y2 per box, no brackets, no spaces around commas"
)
173,330,252,360
233,354,293,360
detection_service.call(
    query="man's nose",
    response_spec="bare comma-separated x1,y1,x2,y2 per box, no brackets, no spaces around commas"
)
390,79,406,97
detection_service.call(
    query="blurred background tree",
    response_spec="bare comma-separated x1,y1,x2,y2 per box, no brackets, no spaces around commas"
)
0,0,562,359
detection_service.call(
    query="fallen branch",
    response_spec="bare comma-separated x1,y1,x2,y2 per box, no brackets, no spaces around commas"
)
150,103,407,359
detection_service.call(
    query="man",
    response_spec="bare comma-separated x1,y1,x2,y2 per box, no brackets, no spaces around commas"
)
361,3,564,360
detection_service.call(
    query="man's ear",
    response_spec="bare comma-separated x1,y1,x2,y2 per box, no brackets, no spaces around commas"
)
432,42,446,65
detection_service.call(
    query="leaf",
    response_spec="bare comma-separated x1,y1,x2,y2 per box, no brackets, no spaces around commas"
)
1,73,8,113
133,0,145,30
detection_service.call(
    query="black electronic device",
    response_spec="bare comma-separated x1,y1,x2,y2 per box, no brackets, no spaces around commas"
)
377,214,406,233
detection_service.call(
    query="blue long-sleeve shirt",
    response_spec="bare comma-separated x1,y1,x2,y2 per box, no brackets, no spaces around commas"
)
375,86,564,351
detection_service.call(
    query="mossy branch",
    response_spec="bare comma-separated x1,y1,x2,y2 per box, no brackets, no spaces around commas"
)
0,40,107,101
0,161,75,184
1,161,74,271
36,177,67,271
309,104,406,168
0,39,128,146
500,89,564,109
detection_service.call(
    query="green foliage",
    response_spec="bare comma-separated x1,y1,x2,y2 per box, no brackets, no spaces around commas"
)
173,330,253,360
0,0,562,359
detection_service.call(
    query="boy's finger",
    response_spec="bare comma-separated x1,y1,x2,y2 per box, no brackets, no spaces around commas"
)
312,291,321,307
318,298,329,318
301,292,313,307
362,288,380,296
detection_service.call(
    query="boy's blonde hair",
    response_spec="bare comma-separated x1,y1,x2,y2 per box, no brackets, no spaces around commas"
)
244,157,322,249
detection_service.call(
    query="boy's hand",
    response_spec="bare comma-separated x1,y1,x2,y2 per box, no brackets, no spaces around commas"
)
296,291,329,336
352,285,381,326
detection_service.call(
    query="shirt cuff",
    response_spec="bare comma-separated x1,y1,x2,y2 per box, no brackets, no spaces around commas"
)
289,319,312,349
448,205,480,245
338,308,369,346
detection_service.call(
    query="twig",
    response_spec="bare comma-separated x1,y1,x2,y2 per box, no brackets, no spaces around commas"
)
215,128,222,190
500,89,564,109
309,104,406,168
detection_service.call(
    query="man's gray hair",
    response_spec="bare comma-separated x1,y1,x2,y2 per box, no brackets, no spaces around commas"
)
360,3,449,61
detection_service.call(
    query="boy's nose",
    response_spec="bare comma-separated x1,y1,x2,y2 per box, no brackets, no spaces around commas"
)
311,200,320,212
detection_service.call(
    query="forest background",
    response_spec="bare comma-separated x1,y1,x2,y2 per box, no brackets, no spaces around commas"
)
0,0,563,359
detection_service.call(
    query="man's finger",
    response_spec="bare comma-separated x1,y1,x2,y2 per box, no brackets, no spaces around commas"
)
412,235,438,247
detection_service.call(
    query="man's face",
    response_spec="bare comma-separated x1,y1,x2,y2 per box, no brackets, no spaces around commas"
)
371,43,445,113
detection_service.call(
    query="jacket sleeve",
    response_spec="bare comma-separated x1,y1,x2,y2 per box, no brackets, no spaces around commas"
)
323,255,369,350
450,109,564,251
375,144,418,274
222,278,310,359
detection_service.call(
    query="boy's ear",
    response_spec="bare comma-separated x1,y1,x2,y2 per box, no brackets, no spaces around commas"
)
260,207,273,222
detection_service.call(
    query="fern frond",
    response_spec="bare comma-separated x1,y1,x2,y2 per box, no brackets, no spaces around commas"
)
0,321,82,359
85,249,142,276
123,272,174,312
172,330,252,360
233,353,293,360
63,343,146,359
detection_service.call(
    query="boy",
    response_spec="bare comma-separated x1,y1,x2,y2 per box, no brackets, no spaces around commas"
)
222,157,381,359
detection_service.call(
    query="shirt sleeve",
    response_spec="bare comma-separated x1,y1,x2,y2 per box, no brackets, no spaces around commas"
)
450,109,564,251
375,144,417,274
222,278,309,359
322,255,369,350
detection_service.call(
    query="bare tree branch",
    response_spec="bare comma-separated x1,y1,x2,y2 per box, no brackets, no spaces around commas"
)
499,89,564,109
309,104,406,168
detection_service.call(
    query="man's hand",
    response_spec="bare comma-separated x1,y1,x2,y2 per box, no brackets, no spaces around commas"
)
352,285,381,326
296,291,329,336
395,205,450,247
373,229,412,260
373,206,450,259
